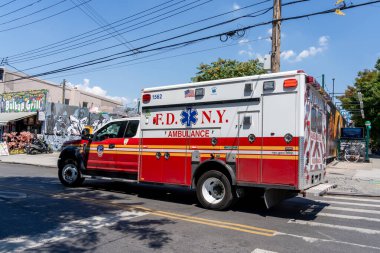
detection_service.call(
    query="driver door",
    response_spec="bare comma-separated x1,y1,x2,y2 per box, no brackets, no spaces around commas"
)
86,121,127,171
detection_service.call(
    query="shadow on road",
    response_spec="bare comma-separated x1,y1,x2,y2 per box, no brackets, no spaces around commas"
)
0,176,175,252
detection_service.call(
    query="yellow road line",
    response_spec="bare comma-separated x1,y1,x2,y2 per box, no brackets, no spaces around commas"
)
0,184,276,237
154,210,276,233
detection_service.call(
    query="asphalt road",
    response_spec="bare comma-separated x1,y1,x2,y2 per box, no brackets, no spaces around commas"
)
1,163,380,253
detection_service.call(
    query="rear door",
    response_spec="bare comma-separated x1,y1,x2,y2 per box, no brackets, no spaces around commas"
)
113,120,140,173
261,93,297,185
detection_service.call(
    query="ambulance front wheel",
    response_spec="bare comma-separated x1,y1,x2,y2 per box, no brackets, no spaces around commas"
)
58,159,85,187
196,170,234,210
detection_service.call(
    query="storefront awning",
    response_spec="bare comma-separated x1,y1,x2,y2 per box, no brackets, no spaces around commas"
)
0,112,37,126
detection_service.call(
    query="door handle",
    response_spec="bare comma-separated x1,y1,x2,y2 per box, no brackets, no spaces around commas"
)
109,144,115,149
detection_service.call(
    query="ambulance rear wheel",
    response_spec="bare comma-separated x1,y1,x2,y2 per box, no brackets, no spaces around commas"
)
196,170,234,210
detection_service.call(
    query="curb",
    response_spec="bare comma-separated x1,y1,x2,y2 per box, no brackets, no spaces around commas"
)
0,161,56,168
326,191,380,198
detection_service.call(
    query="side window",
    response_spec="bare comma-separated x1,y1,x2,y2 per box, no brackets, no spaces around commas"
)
124,120,139,138
94,121,126,141
317,111,323,134
311,107,317,132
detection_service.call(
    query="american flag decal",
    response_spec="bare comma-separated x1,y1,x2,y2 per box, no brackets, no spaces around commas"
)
184,89,195,98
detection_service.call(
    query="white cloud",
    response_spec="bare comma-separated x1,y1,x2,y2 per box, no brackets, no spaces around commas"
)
319,36,329,46
295,47,324,62
281,50,295,60
233,3,240,10
71,79,129,105
281,35,329,62
238,38,249,44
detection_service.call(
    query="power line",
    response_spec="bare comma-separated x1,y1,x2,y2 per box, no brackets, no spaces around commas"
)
44,37,270,80
8,0,377,82
0,0,42,19
13,0,269,68
4,0,187,60
0,0,67,26
9,0,214,63
70,0,135,51
0,0,18,8
0,0,92,33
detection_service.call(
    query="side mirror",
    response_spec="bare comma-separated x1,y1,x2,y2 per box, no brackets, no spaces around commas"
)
81,129,93,140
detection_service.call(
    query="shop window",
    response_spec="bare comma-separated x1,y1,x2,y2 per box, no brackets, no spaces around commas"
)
64,99,70,105
83,102,88,108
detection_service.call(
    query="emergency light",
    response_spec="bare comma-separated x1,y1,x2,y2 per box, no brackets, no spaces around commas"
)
142,94,151,104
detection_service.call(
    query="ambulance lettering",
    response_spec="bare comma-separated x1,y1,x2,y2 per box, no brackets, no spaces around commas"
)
152,108,229,126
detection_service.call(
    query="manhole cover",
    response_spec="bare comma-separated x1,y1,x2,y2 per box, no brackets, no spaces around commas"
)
0,191,27,199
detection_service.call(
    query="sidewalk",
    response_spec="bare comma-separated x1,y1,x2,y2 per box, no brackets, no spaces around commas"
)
0,153,59,168
327,156,380,197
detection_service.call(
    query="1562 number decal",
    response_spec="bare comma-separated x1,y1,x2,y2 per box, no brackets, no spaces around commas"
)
153,94,162,100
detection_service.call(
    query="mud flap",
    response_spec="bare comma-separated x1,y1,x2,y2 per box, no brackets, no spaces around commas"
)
264,189,298,209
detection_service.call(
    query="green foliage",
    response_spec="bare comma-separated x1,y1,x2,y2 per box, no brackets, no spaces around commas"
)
191,58,266,82
339,58,380,147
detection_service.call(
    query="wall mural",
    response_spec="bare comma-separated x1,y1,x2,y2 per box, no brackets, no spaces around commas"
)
44,102,120,151
0,90,47,113
326,102,345,159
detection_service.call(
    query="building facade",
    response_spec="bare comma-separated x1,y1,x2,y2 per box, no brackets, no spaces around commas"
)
0,68,123,113
0,68,125,151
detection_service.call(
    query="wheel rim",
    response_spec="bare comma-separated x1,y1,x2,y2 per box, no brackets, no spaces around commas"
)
62,164,78,183
201,177,225,204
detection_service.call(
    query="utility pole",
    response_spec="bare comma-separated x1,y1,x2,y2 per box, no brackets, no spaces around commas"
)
271,0,281,73
332,78,335,103
322,74,325,89
62,79,66,104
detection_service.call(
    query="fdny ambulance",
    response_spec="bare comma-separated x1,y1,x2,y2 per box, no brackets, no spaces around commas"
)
58,70,332,210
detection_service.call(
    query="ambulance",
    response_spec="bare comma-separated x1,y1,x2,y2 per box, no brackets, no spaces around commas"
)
58,70,333,210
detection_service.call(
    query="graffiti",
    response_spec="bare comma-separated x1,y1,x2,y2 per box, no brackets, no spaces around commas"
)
44,135,80,151
0,90,47,113
43,103,120,151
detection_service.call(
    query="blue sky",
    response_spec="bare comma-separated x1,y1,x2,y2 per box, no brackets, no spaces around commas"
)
0,0,379,105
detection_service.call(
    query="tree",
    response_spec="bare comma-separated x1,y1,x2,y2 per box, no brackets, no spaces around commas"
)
339,58,380,147
191,58,266,82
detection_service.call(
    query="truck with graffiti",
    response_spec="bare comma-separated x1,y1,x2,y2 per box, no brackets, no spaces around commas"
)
58,71,343,210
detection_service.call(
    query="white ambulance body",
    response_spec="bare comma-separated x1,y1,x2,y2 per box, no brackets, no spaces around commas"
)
139,70,329,209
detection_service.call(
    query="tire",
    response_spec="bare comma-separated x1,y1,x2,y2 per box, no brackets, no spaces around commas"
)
196,170,234,210
58,159,85,187
30,149,38,155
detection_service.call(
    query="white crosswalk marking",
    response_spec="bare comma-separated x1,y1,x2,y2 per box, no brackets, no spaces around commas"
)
317,213,380,222
288,220,380,234
251,249,278,253
324,206,380,215
317,200,380,208
323,195,380,203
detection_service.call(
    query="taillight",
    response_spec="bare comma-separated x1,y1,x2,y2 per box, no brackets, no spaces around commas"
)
142,94,151,104
283,79,298,88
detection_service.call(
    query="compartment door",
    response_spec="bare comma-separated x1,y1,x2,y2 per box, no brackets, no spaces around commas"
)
237,111,260,183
